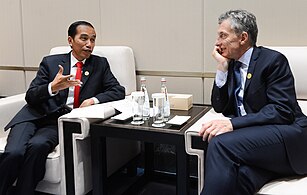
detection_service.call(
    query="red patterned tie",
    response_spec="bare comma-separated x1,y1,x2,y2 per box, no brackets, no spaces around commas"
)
73,61,83,108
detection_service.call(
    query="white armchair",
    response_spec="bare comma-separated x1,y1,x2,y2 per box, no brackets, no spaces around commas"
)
184,46,307,194
0,46,140,195
257,46,307,194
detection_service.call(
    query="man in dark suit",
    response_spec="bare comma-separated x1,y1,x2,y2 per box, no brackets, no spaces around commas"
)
0,21,125,195
199,10,307,195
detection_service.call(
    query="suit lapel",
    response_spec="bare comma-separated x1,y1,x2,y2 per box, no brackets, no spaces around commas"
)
62,54,71,76
59,53,71,100
80,56,94,93
244,47,261,92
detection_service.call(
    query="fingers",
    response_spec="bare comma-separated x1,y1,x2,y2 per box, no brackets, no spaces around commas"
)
212,46,220,55
70,78,83,86
51,64,86,92
57,65,82,86
62,74,76,83
208,128,220,142
66,78,83,87
199,120,233,142
199,122,212,141
199,122,209,136
216,46,222,54
201,123,219,142
215,45,224,55
212,47,228,71
58,65,64,75
79,99,94,108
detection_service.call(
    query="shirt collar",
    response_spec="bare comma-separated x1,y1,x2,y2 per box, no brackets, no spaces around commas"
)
70,53,86,68
237,47,254,67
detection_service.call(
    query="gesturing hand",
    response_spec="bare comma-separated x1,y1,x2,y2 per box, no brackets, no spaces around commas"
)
51,65,82,93
199,119,233,142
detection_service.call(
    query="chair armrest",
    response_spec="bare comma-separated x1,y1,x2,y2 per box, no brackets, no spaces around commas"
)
58,117,85,195
58,116,103,194
185,131,205,194
0,93,26,138
184,108,228,194
58,117,92,140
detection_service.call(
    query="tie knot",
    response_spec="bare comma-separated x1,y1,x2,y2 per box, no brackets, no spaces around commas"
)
76,61,83,68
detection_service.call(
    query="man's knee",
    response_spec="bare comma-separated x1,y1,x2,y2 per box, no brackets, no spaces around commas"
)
2,149,24,164
207,136,225,152
27,139,52,155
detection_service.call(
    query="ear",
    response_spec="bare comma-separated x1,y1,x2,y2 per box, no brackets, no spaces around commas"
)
68,36,73,47
240,32,249,45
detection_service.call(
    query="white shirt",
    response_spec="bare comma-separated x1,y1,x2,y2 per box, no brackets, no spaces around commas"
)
215,47,254,116
65,54,86,105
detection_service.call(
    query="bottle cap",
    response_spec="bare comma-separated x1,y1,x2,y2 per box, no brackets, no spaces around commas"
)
152,93,164,99
131,91,145,97
161,77,166,82
141,77,146,82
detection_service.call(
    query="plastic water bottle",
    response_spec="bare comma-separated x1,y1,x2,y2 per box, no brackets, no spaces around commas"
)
140,77,150,120
161,78,170,121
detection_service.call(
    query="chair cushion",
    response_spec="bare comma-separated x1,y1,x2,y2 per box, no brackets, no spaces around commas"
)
0,137,60,184
257,176,307,194
298,100,307,115
44,145,60,183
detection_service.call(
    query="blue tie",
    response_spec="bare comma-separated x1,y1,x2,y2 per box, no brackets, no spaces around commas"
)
234,61,242,116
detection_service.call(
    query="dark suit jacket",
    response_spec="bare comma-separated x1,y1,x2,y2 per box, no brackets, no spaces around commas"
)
5,52,125,130
211,46,307,174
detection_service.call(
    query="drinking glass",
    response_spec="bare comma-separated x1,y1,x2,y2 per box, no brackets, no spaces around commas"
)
131,91,145,125
152,93,165,127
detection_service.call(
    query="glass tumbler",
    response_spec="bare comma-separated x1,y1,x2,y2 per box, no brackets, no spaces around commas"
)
152,93,165,127
131,91,145,125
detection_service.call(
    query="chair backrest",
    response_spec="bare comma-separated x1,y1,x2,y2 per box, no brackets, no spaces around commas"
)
267,47,307,100
267,47,307,116
49,46,137,95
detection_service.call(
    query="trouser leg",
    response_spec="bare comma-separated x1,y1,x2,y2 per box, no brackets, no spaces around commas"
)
201,125,296,195
0,122,36,195
15,124,58,195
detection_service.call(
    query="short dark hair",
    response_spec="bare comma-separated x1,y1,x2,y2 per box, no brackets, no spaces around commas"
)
68,21,94,38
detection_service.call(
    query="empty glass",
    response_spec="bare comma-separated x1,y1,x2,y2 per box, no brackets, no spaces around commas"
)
152,93,165,127
131,91,145,125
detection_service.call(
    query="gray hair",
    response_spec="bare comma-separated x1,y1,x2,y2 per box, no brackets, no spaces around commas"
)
218,9,258,46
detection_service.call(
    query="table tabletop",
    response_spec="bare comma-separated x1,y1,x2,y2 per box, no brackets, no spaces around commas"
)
93,104,210,135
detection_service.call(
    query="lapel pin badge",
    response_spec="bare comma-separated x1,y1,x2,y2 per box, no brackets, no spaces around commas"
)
84,71,89,76
247,73,252,79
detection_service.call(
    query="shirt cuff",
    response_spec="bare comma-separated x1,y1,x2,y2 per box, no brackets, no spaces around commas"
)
215,70,228,88
91,97,99,104
48,82,58,96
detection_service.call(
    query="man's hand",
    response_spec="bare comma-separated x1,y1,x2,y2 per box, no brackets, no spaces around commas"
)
212,46,230,72
51,65,82,93
199,119,233,142
79,98,94,108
